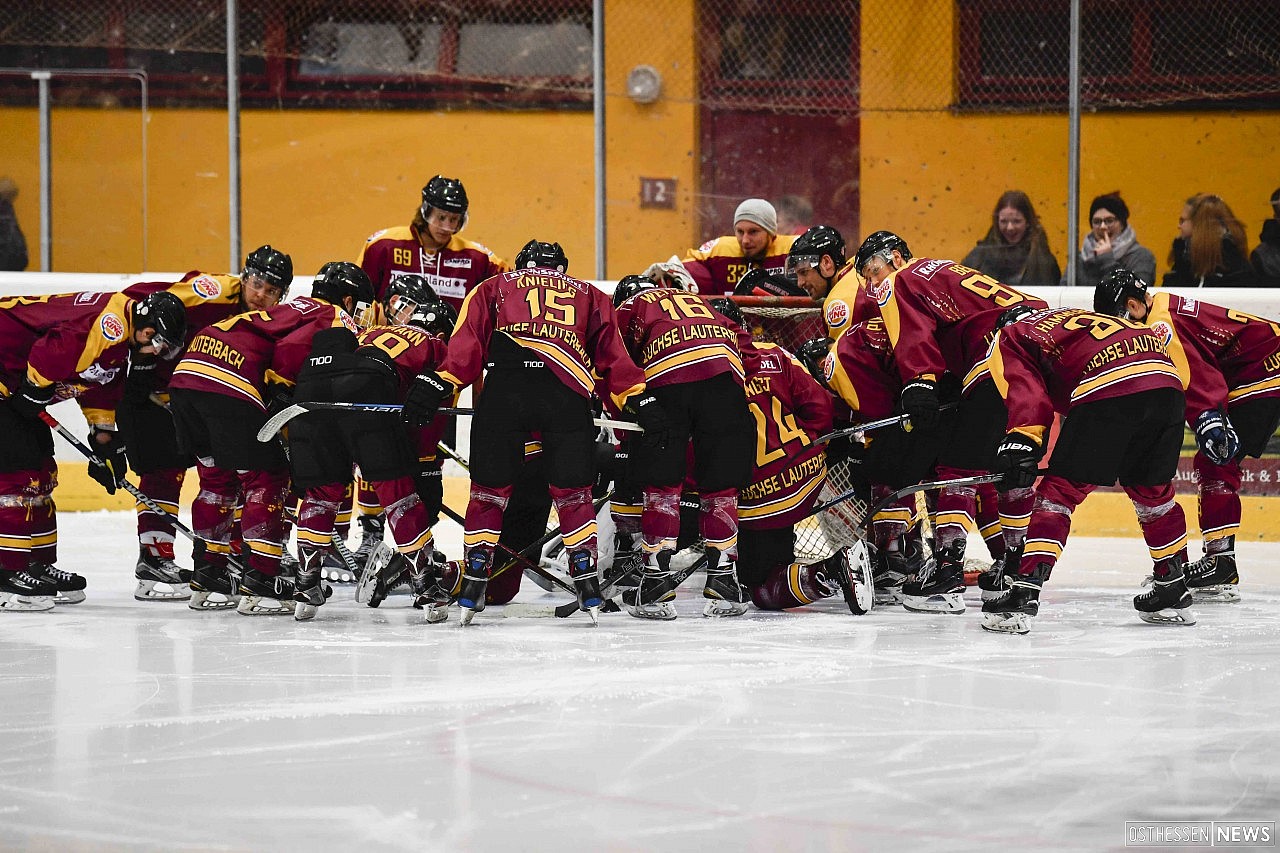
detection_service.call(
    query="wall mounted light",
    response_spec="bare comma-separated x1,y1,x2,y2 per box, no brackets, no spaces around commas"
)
625,64,663,104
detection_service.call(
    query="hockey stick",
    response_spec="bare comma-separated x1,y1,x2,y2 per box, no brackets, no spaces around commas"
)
256,401,642,442
815,403,959,445
40,411,249,574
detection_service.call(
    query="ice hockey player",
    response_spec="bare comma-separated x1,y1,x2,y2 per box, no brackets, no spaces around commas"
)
169,261,376,615
287,286,457,621
709,299,868,613
121,245,291,602
979,305,1194,633
784,224,873,338
0,288,186,611
680,198,798,295
400,240,662,624
1095,268,1280,603
853,229,1046,614
612,277,754,619
357,175,509,311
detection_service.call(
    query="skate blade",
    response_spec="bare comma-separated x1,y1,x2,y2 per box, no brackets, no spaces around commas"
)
236,594,296,616
424,603,449,624
0,592,56,612
354,569,380,606
702,599,748,618
981,611,1031,634
585,604,600,625
53,591,86,604
624,601,678,621
459,606,481,626
874,587,905,607
1191,585,1241,603
134,579,192,601
294,603,318,621
902,592,966,614
187,589,239,610
1138,607,1197,626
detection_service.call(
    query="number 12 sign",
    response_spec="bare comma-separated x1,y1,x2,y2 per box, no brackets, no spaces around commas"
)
640,178,677,209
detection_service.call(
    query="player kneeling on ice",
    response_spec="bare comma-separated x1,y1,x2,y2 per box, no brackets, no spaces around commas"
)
285,289,459,622
978,305,1196,634
401,241,663,625
0,289,186,611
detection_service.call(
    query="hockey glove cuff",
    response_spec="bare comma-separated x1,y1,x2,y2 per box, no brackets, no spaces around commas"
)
10,380,55,421
1193,408,1240,466
403,371,454,425
626,393,670,451
87,428,129,495
899,376,940,431
993,432,1044,491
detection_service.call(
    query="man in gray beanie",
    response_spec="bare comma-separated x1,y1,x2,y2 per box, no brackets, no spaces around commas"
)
676,197,797,295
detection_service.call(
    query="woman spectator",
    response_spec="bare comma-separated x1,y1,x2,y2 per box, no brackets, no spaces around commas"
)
962,190,1061,287
1162,193,1258,287
1067,191,1156,288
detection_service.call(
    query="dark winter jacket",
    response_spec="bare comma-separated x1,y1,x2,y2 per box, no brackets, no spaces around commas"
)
1252,219,1280,287
0,197,27,272
1162,235,1258,288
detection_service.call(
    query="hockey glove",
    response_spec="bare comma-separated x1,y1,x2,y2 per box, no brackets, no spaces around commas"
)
899,376,940,431
626,393,670,451
992,432,1044,491
1193,408,1240,465
402,371,454,426
264,381,294,418
9,380,55,421
123,359,161,405
414,460,443,528
87,428,129,495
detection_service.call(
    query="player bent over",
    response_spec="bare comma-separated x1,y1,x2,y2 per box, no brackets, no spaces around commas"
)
0,290,186,610
1095,270,1280,603
980,306,1194,634
402,241,661,624
169,261,375,615
287,294,456,620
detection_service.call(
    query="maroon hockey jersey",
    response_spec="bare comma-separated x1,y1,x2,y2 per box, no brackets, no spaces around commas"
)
738,342,833,529
124,271,246,387
876,258,1046,382
823,317,900,421
1144,291,1280,419
990,307,1183,445
170,297,353,409
357,323,452,460
437,269,646,412
615,288,745,388
357,226,509,310
0,291,139,427
681,233,798,296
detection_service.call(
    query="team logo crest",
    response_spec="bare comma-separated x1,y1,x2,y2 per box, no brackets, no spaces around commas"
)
870,277,893,308
1150,320,1174,347
192,275,222,299
100,313,125,342
698,239,717,253
825,299,850,329
338,312,359,332
821,353,836,383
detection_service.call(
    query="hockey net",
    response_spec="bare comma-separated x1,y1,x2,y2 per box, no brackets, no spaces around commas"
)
730,295,869,563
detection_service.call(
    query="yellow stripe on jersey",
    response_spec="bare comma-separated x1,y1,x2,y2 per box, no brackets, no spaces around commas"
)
644,343,743,384
1071,360,1181,403
171,360,264,404
1146,294,1192,390
1228,374,1280,402
515,336,596,392
738,474,825,521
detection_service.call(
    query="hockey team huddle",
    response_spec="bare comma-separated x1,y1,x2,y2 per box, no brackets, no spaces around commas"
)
0,180,1270,635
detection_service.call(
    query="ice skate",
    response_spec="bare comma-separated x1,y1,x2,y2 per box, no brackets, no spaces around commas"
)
358,544,411,608
1185,544,1240,603
188,559,240,610
293,548,329,621
0,569,57,612
457,548,491,626
566,548,603,625
352,513,385,572
902,545,965,614
874,531,921,606
622,549,679,621
980,563,1048,635
1134,561,1196,626
135,542,192,602
408,550,453,624
821,542,873,616
236,569,296,616
31,562,86,604
977,544,1022,603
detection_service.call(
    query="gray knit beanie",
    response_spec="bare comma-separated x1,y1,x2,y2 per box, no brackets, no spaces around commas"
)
734,198,778,234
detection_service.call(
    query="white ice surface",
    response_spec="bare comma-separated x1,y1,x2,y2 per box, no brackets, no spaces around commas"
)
3,513,1279,852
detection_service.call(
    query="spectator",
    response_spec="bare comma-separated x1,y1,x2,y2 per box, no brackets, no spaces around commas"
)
680,198,797,295
962,190,1061,288
0,177,28,272
773,194,814,235
1065,191,1156,289
1251,186,1280,287
1163,193,1257,287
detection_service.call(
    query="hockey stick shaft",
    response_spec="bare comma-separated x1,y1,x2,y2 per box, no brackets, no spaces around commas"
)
815,403,959,445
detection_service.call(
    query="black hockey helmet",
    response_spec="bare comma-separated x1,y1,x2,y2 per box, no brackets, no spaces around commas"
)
733,267,808,297
384,273,437,324
1094,268,1150,318
786,225,846,276
311,261,377,329
996,303,1038,330
132,291,188,360
420,175,469,222
243,244,294,294
515,239,569,273
853,230,911,276
613,273,655,307
709,297,746,330
797,336,835,387
406,295,458,339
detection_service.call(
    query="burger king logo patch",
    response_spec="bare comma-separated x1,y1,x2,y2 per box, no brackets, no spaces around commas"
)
825,299,850,330
100,313,125,342
821,353,836,383
1150,321,1174,348
191,275,222,299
